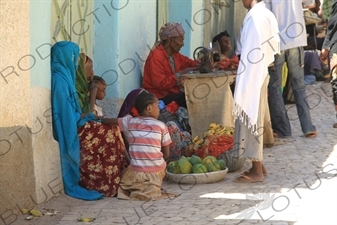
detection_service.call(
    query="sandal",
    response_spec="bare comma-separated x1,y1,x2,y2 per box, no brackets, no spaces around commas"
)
233,175,264,183
305,131,317,138
241,170,267,177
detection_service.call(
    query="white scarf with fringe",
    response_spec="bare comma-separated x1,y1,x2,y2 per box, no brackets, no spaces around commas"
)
233,2,280,136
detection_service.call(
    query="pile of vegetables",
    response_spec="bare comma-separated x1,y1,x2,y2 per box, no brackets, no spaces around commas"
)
167,155,226,174
185,123,234,158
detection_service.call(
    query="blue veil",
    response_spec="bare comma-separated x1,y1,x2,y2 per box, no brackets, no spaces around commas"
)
51,41,103,200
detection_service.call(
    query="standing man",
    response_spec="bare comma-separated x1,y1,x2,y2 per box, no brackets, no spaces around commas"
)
233,0,280,183
264,0,317,138
320,0,337,128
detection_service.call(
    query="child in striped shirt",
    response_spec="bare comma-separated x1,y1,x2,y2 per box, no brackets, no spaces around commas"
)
103,90,171,200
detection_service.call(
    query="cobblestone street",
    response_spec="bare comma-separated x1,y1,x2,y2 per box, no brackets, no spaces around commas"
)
13,82,337,225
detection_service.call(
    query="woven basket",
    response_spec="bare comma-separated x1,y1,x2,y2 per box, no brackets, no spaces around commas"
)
166,168,228,184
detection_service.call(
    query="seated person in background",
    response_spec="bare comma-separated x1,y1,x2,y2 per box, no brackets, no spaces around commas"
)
212,30,239,70
143,22,197,108
89,75,107,116
304,0,325,51
304,51,325,83
101,90,172,200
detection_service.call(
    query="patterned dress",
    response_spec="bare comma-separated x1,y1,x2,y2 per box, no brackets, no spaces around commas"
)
166,121,192,162
78,122,128,197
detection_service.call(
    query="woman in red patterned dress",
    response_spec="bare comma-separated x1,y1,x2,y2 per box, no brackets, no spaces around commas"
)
75,53,128,197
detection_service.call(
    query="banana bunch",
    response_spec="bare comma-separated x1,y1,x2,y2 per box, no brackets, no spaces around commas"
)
205,123,234,137
192,136,204,145
78,218,96,222
190,123,234,149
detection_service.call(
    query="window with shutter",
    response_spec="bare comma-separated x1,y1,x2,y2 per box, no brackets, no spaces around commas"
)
51,0,94,56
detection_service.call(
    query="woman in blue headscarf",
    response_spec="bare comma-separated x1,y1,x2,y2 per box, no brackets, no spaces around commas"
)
51,41,127,199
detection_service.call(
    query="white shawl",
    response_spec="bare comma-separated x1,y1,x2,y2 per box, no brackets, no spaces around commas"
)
233,2,280,136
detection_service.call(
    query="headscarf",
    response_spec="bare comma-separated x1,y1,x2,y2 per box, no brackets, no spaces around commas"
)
51,41,103,200
118,88,146,117
159,22,185,41
152,22,185,49
76,53,90,113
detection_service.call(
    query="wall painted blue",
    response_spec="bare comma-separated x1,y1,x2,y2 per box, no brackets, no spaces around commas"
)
168,0,204,59
169,0,192,58
30,0,51,89
93,0,120,98
190,1,204,58
94,0,156,99
118,0,156,98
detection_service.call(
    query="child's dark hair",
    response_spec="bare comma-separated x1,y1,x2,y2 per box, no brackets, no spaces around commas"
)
93,75,106,85
133,91,157,116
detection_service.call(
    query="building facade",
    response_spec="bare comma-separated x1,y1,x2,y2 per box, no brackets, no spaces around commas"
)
0,0,245,221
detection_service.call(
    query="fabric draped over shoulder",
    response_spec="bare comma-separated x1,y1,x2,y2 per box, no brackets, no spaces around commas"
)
51,41,103,200
233,2,280,136
118,88,145,117
76,53,90,113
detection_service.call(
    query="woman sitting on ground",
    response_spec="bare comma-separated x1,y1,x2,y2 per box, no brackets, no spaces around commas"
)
142,22,197,108
51,42,128,199
212,30,239,70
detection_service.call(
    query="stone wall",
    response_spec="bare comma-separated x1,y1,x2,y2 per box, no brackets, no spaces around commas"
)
0,1,63,223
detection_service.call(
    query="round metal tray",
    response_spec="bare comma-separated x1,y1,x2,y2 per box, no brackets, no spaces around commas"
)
166,168,228,184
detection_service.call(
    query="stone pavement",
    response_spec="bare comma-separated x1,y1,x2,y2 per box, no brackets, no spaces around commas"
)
13,82,337,225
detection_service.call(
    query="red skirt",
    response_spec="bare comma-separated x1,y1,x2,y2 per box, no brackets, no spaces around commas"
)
78,121,128,197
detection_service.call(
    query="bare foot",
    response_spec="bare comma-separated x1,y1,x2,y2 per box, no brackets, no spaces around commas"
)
234,170,264,183
242,164,267,176
246,169,264,180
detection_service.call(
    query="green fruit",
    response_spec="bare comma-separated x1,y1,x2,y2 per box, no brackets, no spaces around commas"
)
202,156,217,165
30,209,42,217
178,160,192,174
174,162,181,174
206,161,220,172
217,159,226,170
189,155,202,166
167,161,176,173
179,156,188,162
192,164,208,173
